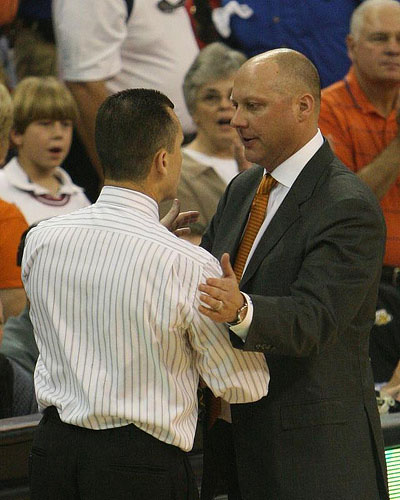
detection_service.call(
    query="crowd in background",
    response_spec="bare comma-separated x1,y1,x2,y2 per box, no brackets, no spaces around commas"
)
0,1,400,498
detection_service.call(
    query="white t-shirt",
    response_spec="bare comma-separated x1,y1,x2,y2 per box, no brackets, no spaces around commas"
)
0,157,90,224
53,0,199,134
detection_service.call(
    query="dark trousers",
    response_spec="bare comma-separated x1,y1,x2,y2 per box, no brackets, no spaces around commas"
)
29,407,199,500
201,419,242,500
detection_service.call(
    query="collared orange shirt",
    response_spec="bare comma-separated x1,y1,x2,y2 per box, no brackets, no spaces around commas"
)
319,66,399,266
0,200,28,289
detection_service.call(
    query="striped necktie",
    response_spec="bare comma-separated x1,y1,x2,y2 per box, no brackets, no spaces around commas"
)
233,174,277,282
206,174,277,431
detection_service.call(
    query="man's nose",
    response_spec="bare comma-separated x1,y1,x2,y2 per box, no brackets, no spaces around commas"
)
385,36,400,54
230,108,246,128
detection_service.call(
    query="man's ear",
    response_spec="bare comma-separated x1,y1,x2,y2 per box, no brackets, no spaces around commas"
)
346,34,356,63
10,129,23,147
297,93,314,122
154,148,168,177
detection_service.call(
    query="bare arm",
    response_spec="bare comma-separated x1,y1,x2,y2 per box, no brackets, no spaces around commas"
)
357,133,400,200
0,288,26,322
66,80,109,185
320,92,400,200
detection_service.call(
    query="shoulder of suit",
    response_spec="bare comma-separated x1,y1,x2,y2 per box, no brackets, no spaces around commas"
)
316,156,382,210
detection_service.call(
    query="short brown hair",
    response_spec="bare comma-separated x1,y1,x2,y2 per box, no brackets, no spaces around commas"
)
12,76,78,134
95,88,178,182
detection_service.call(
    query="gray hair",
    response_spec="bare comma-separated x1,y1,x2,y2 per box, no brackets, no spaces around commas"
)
183,42,246,115
350,0,400,40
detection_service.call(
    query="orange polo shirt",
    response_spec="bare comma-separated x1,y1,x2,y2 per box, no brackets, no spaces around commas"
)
319,66,399,266
0,199,28,288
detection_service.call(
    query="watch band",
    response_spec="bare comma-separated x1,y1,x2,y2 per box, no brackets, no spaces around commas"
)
227,297,248,326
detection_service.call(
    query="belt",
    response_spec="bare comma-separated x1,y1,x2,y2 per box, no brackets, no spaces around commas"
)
381,266,400,287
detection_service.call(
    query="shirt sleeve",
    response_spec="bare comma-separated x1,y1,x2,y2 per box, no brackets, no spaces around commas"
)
187,256,269,403
0,204,28,289
52,0,127,81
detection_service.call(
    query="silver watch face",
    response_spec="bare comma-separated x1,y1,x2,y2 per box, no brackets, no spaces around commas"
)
228,303,247,326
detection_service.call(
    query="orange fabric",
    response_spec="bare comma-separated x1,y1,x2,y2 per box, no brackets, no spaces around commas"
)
0,0,19,26
319,66,399,266
0,199,28,289
233,174,277,281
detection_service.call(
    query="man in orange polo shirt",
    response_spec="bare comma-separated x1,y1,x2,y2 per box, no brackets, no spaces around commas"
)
319,0,400,385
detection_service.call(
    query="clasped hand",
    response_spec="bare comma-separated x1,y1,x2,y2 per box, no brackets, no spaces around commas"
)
198,253,244,323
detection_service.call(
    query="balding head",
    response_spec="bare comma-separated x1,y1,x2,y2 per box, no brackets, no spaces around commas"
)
231,49,321,170
241,49,321,115
346,0,400,87
350,0,400,41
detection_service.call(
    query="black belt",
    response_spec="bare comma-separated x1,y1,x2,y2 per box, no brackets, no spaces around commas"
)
381,266,400,287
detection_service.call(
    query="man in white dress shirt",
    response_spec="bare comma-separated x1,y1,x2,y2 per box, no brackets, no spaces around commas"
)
22,88,269,500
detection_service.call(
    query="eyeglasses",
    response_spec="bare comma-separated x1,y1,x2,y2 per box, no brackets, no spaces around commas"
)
198,91,233,107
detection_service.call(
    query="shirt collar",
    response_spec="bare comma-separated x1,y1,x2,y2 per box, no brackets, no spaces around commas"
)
97,185,160,221
269,130,324,188
4,157,84,195
344,66,397,118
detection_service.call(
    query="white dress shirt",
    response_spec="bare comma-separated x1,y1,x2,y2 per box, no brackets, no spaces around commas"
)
232,131,324,339
22,186,268,451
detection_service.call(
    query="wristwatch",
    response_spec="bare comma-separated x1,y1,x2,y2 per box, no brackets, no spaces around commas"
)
227,297,248,326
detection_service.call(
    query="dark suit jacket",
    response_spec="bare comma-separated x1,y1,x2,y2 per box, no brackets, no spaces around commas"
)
202,142,388,500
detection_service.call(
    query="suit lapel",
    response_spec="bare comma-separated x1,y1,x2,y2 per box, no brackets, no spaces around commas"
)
216,167,264,260
240,141,335,288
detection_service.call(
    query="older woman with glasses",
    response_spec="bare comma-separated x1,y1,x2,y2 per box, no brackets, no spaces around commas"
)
160,42,249,244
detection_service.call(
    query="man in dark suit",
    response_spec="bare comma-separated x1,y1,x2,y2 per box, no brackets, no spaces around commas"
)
198,48,389,500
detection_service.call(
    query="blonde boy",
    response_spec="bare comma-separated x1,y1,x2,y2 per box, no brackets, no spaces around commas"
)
0,77,90,224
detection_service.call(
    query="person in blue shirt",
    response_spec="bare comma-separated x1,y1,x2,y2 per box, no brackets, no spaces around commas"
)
189,0,361,88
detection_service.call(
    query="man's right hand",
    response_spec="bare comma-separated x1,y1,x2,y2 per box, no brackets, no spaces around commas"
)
160,199,199,237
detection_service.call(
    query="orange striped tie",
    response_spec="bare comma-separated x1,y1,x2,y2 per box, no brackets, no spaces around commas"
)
206,175,276,430
233,174,277,282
